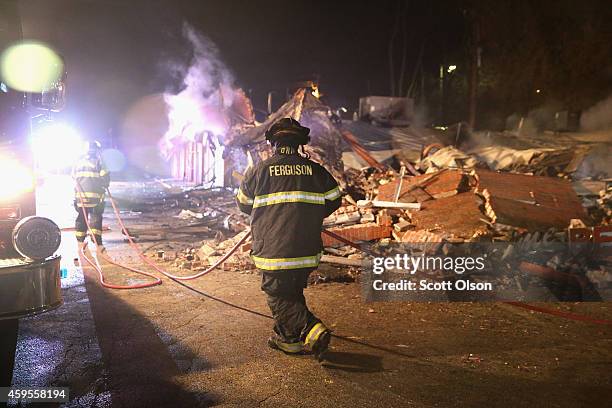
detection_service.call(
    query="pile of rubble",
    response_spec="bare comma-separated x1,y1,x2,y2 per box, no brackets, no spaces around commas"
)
578,181,612,226
131,151,609,286
117,97,610,293
414,144,590,177
322,167,595,246
166,166,604,271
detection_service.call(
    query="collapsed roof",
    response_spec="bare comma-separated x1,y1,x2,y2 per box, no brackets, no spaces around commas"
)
225,88,345,185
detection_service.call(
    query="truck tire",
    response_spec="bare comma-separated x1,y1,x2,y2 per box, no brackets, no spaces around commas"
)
0,319,18,387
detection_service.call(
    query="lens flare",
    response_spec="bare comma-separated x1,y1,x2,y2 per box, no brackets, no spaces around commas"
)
101,148,127,172
0,41,64,92
31,123,83,172
0,157,35,201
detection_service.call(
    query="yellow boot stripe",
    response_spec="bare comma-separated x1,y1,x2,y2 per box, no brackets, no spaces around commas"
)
75,191,103,199
305,323,326,346
276,341,304,353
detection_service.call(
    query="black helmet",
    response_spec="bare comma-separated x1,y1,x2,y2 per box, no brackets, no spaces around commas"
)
265,118,310,145
86,140,101,154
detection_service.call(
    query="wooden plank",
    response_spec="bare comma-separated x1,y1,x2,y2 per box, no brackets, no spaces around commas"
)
340,130,386,170
320,255,365,266
357,200,421,210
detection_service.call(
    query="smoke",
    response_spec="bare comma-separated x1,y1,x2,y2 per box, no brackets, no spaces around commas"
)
575,145,612,179
410,103,430,129
581,94,612,131
160,24,236,157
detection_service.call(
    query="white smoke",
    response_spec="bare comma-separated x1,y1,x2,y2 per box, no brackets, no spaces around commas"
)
160,24,236,157
581,94,612,131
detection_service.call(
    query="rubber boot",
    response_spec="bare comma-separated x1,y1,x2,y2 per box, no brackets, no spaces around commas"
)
304,322,331,361
267,334,304,355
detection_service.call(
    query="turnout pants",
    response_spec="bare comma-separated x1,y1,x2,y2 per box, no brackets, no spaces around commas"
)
75,201,105,245
260,268,321,344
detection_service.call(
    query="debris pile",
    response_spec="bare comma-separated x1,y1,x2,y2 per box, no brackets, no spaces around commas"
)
469,145,589,176
196,230,255,272
327,167,590,246
581,180,612,226
125,149,607,291
117,84,610,293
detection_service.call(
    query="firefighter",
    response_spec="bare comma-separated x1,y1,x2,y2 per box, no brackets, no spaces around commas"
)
236,118,342,360
73,140,110,251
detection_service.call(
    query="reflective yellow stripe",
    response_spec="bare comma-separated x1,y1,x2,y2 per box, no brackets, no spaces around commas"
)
75,231,87,237
251,253,322,270
236,188,253,205
74,171,101,178
76,200,100,208
89,228,102,235
276,340,304,353
305,322,326,347
75,192,103,198
253,191,325,208
324,186,341,200
256,191,325,200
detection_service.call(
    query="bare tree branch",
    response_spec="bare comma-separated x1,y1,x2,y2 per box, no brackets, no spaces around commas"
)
388,1,402,96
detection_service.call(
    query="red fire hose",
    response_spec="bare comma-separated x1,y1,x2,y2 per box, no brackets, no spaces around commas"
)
503,302,611,325
76,181,162,289
105,186,251,281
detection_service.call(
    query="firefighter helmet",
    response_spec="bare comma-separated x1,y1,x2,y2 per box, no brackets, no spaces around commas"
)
86,140,101,154
265,118,310,145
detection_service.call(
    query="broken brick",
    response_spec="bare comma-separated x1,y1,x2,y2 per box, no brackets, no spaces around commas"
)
393,218,411,232
376,210,393,227
360,211,375,223
322,223,392,247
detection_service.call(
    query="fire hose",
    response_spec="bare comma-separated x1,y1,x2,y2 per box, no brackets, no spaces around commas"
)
75,181,162,289
76,183,251,286
75,184,611,325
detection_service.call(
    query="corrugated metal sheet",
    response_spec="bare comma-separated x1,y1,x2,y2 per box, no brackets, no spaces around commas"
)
341,121,438,153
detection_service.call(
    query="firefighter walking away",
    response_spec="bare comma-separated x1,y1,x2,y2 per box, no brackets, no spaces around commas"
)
236,118,342,360
73,140,110,252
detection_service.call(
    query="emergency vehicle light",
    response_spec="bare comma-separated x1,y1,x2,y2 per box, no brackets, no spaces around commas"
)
0,206,20,220
0,157,35,201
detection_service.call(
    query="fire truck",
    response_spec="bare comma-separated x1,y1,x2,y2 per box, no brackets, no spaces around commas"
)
0,0,65,387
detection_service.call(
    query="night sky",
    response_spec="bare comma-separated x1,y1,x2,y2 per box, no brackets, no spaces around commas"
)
18,0,459,141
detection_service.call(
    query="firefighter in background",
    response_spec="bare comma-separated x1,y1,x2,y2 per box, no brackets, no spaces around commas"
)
73,140,110,251
236,118,342,360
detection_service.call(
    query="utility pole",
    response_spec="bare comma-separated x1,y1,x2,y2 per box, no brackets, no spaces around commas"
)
439,64,444,124
467,13,481,130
